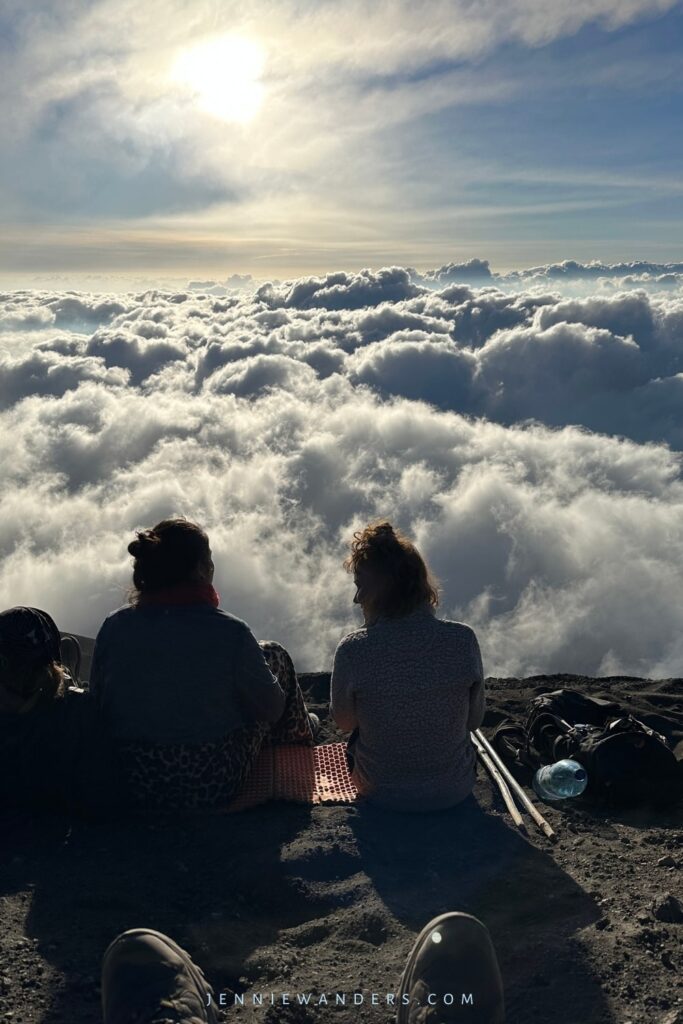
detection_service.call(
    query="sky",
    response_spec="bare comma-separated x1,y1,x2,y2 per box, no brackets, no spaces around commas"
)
2,0,683,284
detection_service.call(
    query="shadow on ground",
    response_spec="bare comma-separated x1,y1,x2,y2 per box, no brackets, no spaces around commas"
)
3,805,316,1023
348,794,607,1024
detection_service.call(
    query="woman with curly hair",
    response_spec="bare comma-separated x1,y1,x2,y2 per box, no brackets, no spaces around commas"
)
330,520,486,811
90,517,316,810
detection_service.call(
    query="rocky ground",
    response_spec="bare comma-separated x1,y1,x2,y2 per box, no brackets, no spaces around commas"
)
1,673,681,1024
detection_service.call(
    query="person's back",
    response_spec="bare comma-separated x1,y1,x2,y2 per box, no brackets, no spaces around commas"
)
0,606,118,814
90,517,315,810
330,521,485,811
0,687,112,812
91,603,284,744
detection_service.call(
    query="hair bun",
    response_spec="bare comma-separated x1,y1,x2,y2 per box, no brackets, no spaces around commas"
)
128,529,160,559
368,521,399,549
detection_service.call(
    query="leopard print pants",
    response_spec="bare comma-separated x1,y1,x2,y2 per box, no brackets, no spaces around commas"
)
117,641,314,811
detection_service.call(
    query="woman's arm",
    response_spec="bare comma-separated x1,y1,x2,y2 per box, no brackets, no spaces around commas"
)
234,625,286,724
330,640,358,732
466,629,486,732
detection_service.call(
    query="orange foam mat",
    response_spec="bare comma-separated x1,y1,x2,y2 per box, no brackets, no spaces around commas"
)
227,741,358,812
314,741,359,804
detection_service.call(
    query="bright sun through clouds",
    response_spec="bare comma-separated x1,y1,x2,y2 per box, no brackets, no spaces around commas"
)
172,34,266,123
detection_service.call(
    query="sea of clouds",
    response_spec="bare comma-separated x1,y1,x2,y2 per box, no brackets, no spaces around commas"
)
2,258,683,677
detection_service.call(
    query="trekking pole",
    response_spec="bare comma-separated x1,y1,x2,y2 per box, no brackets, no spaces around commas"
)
471,732,525,831
474,728,556,842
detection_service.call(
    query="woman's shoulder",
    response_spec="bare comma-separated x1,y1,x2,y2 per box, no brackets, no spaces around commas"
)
94,605,131,637
101,604,133,621
334,626,369,658
434,617,478,642
97,604,249,629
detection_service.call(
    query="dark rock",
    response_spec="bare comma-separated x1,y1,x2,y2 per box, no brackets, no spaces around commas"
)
653,894,683,923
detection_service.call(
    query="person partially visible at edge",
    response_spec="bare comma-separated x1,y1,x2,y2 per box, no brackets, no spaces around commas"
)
89,517,316,811
0,606,117,813
330,520,486,812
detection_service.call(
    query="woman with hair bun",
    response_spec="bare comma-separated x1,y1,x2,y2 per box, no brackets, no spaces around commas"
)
90,517,316,810
331,520,486,811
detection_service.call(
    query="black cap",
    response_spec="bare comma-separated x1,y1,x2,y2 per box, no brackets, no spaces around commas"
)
0,607,61,665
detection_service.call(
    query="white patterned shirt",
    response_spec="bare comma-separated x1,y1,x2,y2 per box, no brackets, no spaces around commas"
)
330,605,485,811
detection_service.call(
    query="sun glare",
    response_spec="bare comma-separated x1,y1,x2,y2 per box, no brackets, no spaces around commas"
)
172,34,265,124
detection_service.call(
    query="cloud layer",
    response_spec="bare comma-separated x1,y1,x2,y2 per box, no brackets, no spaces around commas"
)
1,260,683,676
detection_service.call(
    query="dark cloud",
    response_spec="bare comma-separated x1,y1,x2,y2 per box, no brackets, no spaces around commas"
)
397,258,683,295
258,266,423,311
51,295,129,328
204,353,317,397
348,332,479,411
476,321,645,430
0,349,128,408
508,259,683,282
85,329,187,385
413,258,494,287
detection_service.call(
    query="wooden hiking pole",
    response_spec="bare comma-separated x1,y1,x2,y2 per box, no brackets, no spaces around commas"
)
471,732,525,831
474,728,556,841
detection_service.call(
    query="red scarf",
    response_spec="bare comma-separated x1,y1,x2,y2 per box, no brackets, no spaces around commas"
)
137,583,220,608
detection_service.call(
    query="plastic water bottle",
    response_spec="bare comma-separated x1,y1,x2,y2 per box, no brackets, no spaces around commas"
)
533,759,588,801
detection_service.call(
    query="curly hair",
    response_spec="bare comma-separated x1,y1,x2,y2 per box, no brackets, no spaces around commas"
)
128,517,211,602
343,519,439,619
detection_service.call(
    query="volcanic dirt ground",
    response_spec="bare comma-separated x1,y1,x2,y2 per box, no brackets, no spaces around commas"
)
1,674,681,1024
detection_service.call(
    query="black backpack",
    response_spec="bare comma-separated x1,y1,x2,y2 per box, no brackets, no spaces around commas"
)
494,689,681,808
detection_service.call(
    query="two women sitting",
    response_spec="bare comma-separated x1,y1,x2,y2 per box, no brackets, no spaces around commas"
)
1,517,485,814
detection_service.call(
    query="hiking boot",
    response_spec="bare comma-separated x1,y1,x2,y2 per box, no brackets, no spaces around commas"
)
397,912,504,1024
102,928,217,1024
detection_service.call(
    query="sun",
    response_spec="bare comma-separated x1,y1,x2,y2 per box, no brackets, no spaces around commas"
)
171,34,265,124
